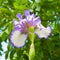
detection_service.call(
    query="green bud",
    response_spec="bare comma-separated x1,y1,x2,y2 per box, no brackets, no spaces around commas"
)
29,43,35,60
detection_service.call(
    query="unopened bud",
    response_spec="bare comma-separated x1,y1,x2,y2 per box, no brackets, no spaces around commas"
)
29,43,35,60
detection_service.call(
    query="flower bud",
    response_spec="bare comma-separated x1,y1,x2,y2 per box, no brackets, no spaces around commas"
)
29,43,35,60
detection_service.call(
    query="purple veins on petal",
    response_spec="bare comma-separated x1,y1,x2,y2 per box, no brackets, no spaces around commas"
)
27,14,35,21
13,20,21,29
40,27,43,30
10,29,27,48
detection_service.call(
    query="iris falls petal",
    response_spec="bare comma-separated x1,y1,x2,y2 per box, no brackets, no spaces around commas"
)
35,24,51,39
10,29,27,48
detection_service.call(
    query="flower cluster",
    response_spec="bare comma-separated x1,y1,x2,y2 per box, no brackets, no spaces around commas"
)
10,10,51,48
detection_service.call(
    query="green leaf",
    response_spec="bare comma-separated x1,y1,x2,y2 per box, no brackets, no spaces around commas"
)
10,49,16,60
1,32,8,41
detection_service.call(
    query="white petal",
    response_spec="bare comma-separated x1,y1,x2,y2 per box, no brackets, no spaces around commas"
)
35,25,51,38
10,29,27,48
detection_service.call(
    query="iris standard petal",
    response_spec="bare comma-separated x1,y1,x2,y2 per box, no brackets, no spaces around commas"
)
26,14,35,22
25,10,30,17
35,25,51,39
13,20,19,26
33,17,41,26
10,29,27,48
13,20,21,29
16,13,23,20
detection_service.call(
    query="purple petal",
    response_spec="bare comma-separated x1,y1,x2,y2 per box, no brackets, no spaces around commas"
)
13,20,21,29
35,24,51,39
27,14,35,22
13,19,19,26
16,13,23,20
25,10,30,17
10,29,27,48
33,17,41,26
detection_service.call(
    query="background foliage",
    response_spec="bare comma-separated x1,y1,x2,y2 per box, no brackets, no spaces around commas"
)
0,0,60,60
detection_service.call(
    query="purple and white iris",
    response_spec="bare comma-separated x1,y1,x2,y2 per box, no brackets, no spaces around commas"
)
10,10,51,48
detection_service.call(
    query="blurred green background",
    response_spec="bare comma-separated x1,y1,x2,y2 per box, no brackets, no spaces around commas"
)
0,0,60,60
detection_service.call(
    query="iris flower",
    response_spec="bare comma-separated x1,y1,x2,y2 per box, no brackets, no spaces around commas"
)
10,10,51,48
